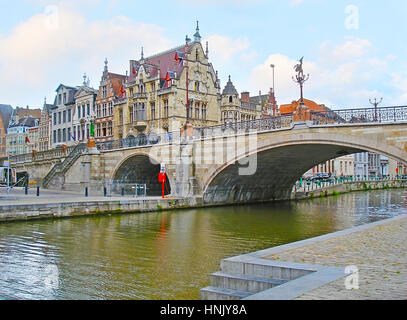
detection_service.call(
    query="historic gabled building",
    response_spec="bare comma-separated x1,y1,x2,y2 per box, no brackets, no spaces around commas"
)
94,60,126,143
39,99,57,151
50,84,78,148
220,76,264,124
113,81,128,140
6,117,39,156
73,75,98,143
122,22,221,139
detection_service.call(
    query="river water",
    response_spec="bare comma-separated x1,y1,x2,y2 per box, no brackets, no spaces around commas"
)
0,189,406,300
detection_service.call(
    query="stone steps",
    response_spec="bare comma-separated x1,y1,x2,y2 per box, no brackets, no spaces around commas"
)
210,271,287,294
200,286,252,300
220,258,314,281
201,257,320,300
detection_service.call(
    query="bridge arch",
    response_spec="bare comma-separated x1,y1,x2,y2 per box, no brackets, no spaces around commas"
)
202,128,407,204
112,152,172,196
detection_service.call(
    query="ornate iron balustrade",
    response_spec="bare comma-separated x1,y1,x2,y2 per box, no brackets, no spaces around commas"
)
311,105,407,125
133,92,148,99
193,115,294,139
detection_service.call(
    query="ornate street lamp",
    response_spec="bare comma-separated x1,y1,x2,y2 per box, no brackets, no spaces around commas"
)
369,97,383,122
292,57,309,106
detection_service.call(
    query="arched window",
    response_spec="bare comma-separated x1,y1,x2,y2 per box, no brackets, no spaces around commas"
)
229,96,233,103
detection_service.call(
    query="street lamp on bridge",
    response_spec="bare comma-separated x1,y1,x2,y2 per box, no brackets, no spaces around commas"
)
369,97,383,122
292,57,309,107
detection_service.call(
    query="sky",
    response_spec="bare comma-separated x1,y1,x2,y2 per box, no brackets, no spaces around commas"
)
0,0,406,110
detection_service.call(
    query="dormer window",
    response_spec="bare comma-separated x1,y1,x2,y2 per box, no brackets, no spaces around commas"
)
229,96,233,103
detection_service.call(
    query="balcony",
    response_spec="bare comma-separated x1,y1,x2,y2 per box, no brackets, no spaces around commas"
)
133,92,148,99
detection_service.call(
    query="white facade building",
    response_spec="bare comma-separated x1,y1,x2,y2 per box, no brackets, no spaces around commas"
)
72,79,98,143
50,84,78,148
354,152,369,178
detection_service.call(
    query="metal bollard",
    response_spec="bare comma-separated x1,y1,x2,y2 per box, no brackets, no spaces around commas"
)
36,187,40,197
85,187,88,197
121,188,124,196
104,187,107,197
25,186,28,195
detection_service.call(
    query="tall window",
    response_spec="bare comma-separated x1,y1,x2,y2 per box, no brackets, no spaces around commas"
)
62,128,66,142
164,100,169,118
130,105,134,122
63,93,66,104
135,103,146,121
86,124,89,139
119,109,123,125
195,102,200,119
107,121,112,136
102,86,107,99
82,105,86,118
97,105,101,118
68,109,71,122
102,103,107,117
87,104,90,116
102,122,107,137
202,103,207,120
58,129,61,143
73,126,76,141
53,113,57,125
58,112,61,124
151,103,156,120
78,106,81,119
96,123,101,137
63,110,66,123
58,94,62,105
67,128,71,142
109,102,113,116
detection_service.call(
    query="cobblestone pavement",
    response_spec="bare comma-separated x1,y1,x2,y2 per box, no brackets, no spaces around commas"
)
267,216,407,299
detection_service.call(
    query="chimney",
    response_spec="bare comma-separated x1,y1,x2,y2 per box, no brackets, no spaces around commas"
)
241,92,250,103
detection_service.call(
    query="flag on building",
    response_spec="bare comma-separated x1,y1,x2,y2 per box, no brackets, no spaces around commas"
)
25,136,30,144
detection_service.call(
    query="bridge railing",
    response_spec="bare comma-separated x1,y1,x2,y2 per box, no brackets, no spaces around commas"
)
311,105,407,125
193,115,294,140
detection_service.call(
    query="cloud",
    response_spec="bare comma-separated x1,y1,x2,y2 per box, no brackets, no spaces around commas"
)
204,35,250,63
247,37,400,108
0,2,173,105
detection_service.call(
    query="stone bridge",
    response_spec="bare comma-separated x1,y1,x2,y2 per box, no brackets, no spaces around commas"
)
8,110,407,205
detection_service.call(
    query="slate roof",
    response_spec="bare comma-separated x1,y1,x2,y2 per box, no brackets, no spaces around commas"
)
222,76,239,96
128,43,194,89
9,116,39,128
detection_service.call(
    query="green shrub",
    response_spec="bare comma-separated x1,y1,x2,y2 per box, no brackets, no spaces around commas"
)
332,190,339,196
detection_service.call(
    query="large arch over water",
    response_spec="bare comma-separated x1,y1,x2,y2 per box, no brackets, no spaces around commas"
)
113,154,171,196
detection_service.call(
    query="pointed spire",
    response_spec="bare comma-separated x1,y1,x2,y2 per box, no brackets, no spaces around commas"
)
205,41,209,57
185,35,191,44
104,58,108,72
141,46,144,61
194,20,201,42
83,73,87,86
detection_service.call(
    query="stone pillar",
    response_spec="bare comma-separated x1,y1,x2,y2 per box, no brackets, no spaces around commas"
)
84,137,101,194
175,142,193,197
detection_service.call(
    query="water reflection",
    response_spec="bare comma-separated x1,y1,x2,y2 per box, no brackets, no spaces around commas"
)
0,189,405,300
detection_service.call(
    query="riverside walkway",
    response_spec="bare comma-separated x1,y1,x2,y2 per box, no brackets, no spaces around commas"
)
0,187,199,223
266,214,407,299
